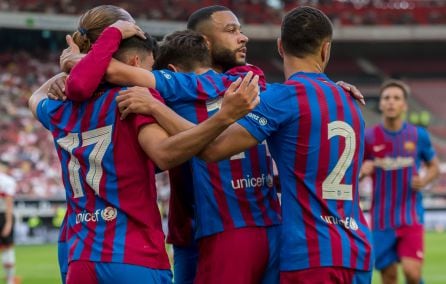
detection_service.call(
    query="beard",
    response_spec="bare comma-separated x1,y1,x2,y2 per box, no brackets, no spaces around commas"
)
211,45,246,71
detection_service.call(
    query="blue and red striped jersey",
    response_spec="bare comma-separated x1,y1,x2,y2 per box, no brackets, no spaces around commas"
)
36,86,170,270
364,122,436,230
154,66,281,240
238,72,373,272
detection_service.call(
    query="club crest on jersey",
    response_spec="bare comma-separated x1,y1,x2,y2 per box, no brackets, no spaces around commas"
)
101,206,118,221
404,141,416,153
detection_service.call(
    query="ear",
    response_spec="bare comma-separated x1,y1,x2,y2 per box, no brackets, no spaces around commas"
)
202,34,212,49
127,54,140,67
277,38,284,58
321,41,331,66
167,64,178,72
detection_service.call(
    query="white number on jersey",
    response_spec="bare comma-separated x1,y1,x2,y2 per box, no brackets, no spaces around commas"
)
57,125,113,198
322,121,355,200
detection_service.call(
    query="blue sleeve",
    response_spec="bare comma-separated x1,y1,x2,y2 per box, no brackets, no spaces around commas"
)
417,127,436,162
237,85,293,142
36,99,51,130
153,70,199,103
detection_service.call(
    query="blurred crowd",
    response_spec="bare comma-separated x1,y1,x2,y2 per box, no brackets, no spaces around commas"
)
1,0,446,25
0,51,63,198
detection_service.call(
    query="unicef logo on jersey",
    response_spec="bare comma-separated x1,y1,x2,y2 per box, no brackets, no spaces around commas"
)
76,207,118,224
320,215,359,231
160,70,172,80
101,206,118,222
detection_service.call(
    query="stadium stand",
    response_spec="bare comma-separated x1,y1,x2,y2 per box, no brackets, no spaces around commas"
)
1,0,446,25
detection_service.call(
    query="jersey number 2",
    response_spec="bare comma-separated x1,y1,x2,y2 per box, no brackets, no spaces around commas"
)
322,121,355,201
56,125,113,198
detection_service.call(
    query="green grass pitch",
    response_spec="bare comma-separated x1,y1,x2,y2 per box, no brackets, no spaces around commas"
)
5,232,445,283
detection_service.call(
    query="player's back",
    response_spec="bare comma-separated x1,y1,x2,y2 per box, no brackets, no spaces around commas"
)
265,72,373,271
36,86,170,270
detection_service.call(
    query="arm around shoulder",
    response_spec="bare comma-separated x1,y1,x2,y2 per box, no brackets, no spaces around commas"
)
29,72,67,118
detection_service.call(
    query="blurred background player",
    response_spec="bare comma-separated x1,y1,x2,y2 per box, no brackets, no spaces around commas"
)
0,162,18,284
361,79,440,284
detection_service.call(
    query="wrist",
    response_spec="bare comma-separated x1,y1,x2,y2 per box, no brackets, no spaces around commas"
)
214,110,236,127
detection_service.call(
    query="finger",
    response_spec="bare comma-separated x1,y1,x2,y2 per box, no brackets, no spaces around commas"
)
117,97,131,108
237,71,253,92
226,77,242,95
118,90,133,97
120,108,132,120
245,75,260,101
55,78,66,93
66,35,79,52
116,94,130,103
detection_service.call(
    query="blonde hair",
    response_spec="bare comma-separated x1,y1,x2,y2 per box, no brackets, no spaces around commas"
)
72,5,133,53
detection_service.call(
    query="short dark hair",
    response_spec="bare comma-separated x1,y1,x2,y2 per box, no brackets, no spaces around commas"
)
187,5,230,30
153,30,211,72
281,6,333,58
380,79,410,99
113,33,158,62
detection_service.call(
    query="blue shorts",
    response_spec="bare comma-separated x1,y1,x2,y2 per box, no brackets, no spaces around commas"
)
57,241,68,284
66,261,172,284
173,243,199,284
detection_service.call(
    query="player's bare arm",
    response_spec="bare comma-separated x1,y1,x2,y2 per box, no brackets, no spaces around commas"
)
359,159,375,180
411,156,440,190
28,72,67,118
117,86,195,134
138,73,259,170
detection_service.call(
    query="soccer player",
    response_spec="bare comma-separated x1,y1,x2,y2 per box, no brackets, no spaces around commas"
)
0,163,17,284
123,6,374,283
361,80,440,284
29,10,260,284
61,27,281,284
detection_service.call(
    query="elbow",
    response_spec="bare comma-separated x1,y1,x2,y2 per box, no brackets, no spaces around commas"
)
151,152,176,171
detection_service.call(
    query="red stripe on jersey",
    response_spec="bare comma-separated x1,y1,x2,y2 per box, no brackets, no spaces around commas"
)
230,157,256,226
197,78,237,230
390,170,397,228
294,83,320,267
207,163,235,230
249,147,273,225
379,171,386,230
314,81,343,266
401,168,408,225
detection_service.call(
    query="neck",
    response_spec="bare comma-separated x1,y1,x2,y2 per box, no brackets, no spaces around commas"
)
383,116,404,131
194,66,213,75
283,54,324,80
